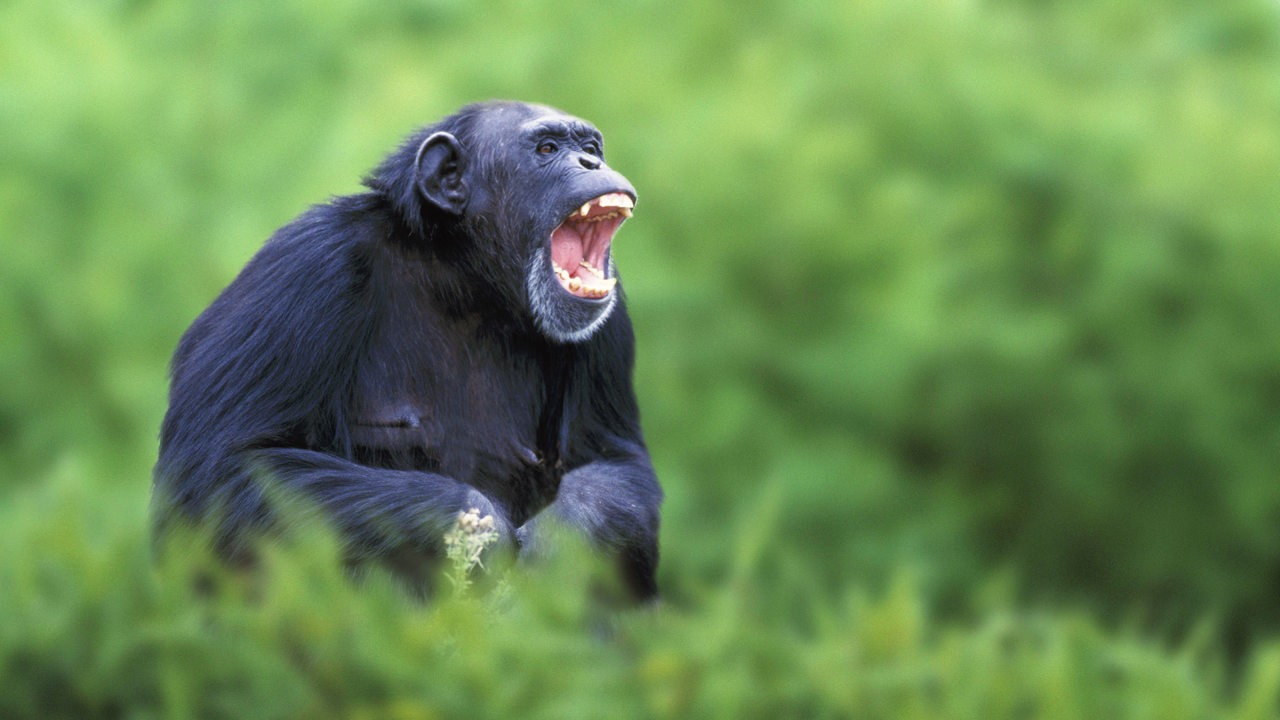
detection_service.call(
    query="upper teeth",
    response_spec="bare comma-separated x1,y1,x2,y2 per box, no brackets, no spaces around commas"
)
597,193,634,209
577,193,634,219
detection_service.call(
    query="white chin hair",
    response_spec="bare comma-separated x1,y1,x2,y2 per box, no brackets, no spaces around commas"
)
527,246,618,343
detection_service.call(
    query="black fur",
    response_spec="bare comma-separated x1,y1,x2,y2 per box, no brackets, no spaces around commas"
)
152,102,661,599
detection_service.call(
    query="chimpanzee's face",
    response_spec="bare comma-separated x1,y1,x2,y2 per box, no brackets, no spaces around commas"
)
468,104,638,343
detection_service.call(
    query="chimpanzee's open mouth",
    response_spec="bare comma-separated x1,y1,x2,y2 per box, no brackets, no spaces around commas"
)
549,192,634,299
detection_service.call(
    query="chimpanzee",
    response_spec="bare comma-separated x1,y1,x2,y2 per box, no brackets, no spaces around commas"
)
152,101,662,600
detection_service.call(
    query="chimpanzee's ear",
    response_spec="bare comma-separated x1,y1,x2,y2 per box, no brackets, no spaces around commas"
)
414,132,468,215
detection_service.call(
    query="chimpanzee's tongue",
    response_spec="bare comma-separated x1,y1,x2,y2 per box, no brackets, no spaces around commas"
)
550,224,616,297
551,225,584,272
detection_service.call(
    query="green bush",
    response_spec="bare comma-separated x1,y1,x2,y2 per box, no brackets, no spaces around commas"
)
3,0,1280,715
3,474,1277,719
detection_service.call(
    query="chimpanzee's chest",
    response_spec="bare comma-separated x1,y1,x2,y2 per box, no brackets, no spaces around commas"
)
344,316,565,522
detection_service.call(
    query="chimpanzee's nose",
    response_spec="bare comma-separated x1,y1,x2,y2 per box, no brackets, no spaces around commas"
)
578,154,601,170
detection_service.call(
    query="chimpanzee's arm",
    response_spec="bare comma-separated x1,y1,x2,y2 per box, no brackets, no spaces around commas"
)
241,447,503,559
152,200,509,562
518,302,662,599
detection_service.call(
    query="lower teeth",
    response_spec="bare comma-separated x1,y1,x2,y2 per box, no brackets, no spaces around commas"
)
551,260,613,297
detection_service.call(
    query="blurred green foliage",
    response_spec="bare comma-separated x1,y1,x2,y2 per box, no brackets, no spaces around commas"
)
3,0,1280,716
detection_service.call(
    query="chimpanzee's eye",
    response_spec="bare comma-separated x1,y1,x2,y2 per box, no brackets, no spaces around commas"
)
537,141,558,155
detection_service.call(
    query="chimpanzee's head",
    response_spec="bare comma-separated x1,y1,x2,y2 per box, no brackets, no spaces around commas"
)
368,101,637,343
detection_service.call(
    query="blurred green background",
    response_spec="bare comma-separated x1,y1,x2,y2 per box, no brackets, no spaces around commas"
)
4,0,1280,717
